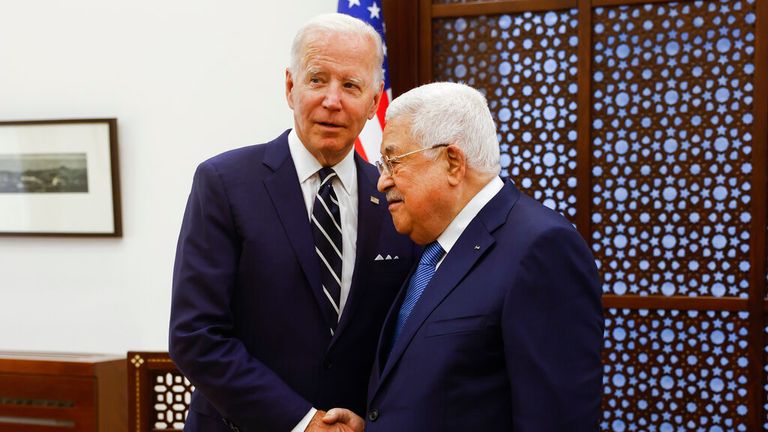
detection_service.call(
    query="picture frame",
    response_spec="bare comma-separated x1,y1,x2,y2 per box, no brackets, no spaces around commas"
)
0,119,122,237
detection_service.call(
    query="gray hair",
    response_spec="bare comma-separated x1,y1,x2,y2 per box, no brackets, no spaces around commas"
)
386,82,501,176
289,13,384,90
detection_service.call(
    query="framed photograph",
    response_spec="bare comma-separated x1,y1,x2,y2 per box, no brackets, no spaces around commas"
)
0,119,122,236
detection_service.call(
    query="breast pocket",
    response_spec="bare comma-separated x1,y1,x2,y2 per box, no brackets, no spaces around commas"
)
370,260,414,280
425,315,487,337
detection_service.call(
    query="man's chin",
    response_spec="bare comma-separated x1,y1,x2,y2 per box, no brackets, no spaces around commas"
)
391,219,409,236
304,137,355,162
312,126,348,142
314,135,356,150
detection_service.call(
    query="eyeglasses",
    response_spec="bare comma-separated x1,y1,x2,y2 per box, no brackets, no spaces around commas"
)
375,144,449,176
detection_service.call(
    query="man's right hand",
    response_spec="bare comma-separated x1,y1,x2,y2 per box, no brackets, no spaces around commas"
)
321,408,365,432
304,409,364,432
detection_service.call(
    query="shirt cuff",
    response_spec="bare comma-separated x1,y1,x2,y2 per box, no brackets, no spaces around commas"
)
291,407,317,432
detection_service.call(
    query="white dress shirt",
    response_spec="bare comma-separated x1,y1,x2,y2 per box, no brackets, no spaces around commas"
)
287,129,359,431
435,176,504,268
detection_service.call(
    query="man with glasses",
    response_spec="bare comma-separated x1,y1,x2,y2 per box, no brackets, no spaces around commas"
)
328,82,603,431
169,13,415,432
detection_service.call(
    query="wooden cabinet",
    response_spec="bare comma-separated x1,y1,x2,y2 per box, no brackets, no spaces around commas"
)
0,352,126,432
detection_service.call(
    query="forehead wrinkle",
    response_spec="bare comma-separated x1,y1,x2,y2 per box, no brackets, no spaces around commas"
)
300,33,378,87
305,65,321,75
300,42,322,68
302,54,370,86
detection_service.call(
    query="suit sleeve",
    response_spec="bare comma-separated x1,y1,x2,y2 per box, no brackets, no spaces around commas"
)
501,225,603,432
169,161,311,432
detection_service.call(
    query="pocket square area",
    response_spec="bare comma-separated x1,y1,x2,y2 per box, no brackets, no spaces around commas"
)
374,254,399,261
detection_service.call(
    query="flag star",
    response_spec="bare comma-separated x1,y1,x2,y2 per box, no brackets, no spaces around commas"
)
348,0,361,7
382,43,388,57
368,1,381,19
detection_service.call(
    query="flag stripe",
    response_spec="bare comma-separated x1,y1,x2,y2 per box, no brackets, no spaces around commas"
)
354,137,368,161
376,90,389,130
338,0,391,163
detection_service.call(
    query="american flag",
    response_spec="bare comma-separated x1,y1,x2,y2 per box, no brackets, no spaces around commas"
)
337,0,391,163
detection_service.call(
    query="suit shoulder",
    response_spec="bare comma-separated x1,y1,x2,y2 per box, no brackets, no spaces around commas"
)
507,191,579,239
199,130,290,174
202,143,266,170
354,154,380,182
357,158,378,176
496,192,595,278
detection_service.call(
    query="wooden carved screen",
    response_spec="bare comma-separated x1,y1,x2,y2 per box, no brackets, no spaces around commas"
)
128,352,193,432
383,0,767,430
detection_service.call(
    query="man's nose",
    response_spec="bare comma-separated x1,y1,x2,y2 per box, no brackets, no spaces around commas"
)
322,84,342,110
377,170,393,193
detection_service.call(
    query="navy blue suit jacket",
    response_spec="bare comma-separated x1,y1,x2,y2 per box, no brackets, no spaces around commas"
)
366,180,603,432
169,130,415,432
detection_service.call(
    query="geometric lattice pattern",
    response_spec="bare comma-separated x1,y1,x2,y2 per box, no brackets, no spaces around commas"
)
765,323,768,430
152,372,194,430
604,309,750,432
423,0,765,430
591,0,757,298
433,10,580,220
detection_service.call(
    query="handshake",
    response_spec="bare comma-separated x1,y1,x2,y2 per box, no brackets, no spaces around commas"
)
306,408,365,432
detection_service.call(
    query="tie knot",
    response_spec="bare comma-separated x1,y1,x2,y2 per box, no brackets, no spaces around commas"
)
420,241,444,267
318,167,337,183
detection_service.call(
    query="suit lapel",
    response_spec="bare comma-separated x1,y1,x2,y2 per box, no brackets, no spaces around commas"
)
331,156,385,342
263,132,336,329
372,268,414,378
375,226,495,389
372,180,520,397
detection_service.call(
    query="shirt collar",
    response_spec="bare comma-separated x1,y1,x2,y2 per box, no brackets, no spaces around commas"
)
288,129,356,197
436,176,505,255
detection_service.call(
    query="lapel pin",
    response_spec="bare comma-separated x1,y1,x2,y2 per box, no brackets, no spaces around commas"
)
474,245,480,250
370,196,380,205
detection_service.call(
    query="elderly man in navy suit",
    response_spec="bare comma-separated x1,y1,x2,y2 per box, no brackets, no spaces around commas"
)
327,82,603,431
169,13,414,432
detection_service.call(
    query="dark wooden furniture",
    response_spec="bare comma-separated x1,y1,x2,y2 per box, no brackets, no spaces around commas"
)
0,351,126,432
127,352,192,432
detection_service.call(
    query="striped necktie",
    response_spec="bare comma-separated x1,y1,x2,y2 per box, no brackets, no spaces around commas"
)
392,241,445,343
311,167,343,335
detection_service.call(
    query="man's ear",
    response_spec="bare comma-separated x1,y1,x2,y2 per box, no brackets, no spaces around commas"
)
285,69,295,110
367,81,384,120
445,145,466,186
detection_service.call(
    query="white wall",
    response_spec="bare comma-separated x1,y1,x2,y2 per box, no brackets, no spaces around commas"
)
0,0,336,354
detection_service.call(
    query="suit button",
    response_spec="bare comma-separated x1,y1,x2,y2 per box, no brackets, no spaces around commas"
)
323,359,332,369
367,409,379,421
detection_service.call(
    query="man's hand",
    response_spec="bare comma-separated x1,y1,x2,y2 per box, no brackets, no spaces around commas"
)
322,408,364,432
304,409,363,432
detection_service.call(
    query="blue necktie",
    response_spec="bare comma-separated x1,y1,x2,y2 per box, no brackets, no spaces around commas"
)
392,241,445,343
311,167,343,335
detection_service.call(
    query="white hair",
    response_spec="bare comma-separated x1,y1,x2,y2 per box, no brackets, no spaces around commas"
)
289,13,384,90
386,82,501,176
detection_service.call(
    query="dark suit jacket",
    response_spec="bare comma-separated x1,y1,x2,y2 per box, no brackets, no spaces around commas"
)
169,130,415,432
366,180,603,432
